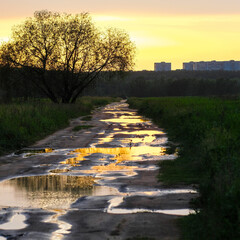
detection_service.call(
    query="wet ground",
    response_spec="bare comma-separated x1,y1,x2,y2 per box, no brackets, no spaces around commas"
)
0,101,197,240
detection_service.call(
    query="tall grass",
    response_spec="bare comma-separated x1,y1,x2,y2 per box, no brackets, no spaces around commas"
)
0,97,116,154
128,97,240,240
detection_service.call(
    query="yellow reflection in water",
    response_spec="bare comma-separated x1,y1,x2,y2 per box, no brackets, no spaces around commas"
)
97,129,165,146
60,156,87,166
62,146,165,170
74,148,131,160
24,148,53,157
119,115,141,119
45,148,53,153
101,118,146,124
119,136,156,145
92,163,137,172
130,146,165,156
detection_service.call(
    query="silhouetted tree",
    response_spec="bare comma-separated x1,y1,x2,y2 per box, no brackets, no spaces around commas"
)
0,10,135,103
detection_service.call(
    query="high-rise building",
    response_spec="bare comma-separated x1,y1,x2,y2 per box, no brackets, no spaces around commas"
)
183,62,194,71
154,62,171,71
183,60,240,71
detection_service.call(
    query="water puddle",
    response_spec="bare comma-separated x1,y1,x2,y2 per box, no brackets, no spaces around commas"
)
0,101,196,239
58,145,167,179
15,148,54,157
64,146,166,164
101,118,146,124
49,169,71,173
0,211,27,230
45,209,71,240
0,175,119,238
106,190,197,216
108,207,194,216
0,175,108,209
128,189,197,196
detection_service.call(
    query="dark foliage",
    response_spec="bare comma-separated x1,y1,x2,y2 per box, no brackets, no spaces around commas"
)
128,97,240,240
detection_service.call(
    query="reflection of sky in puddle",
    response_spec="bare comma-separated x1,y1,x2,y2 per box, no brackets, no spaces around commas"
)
60,146,166,175
107,195,194,216
58,104,169,179
97,130,165,146
108,207,194,216
68,146,165,162
0,101,193,237
0,211,27,230
0,175,119,209
106,189,197,216
127,189,197,196
45,209,71,240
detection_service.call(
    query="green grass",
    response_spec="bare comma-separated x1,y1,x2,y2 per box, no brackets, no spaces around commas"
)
0,97,116,155
128,97,240,240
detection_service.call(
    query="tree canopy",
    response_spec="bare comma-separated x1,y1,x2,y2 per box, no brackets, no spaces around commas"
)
0,10,136,103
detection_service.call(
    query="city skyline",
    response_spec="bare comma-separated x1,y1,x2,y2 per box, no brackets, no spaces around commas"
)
154,60,240,71
1,0,240,70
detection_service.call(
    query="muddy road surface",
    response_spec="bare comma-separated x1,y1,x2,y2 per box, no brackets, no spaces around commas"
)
0,101,197,240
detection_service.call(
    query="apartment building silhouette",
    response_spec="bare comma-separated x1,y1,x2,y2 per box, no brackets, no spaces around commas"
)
183,60,240,71
154,62,171,71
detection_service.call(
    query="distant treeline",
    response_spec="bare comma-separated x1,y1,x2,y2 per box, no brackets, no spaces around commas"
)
85,71,240,97
2,67,240,101
0,66,44,102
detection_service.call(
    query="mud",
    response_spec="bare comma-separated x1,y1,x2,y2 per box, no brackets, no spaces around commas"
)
0,100,197,240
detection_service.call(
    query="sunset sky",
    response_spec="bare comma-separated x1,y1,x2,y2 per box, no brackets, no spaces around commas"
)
1,0,240,70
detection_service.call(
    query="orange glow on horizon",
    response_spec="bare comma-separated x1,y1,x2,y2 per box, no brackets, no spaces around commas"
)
1,13,240,70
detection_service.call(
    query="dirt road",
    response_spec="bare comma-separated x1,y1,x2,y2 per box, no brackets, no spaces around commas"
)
0,100,197,240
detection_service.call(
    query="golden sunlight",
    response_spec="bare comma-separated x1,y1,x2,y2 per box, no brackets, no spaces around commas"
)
93,14,240,70
1,13,240,70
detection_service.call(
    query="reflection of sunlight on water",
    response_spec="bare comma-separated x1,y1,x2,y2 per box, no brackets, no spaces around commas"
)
59,105,167,176
108,208,194,216
60,157,85,165
107,196,124,211
92,163,137,173
65,145,166,164
60,145,166,176
0,101,195,239
45,209,71,240
127,189,197,196
101,118,146,123
119,115,143,120
22,148,54,157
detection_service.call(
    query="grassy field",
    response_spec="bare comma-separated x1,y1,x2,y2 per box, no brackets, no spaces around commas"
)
0,97,116,155
128,97,240,240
